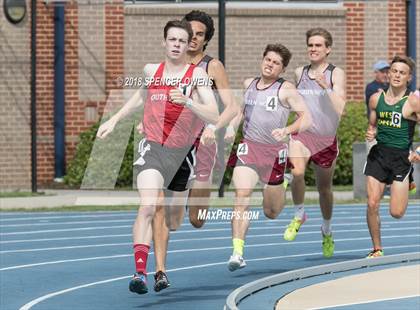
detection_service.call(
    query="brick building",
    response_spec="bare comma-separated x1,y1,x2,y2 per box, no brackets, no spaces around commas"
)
0,0,418,190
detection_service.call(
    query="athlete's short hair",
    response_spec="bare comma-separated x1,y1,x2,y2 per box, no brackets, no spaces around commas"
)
164,20,193,43
306,27,333,48
391,55,416,74
263,44,292,68
183,10,215,51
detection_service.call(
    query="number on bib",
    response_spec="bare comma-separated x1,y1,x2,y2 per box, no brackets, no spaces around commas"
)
278,149,288,164
237,143,248,156
266,96,279,111
391,112,402,127
178,83,192,97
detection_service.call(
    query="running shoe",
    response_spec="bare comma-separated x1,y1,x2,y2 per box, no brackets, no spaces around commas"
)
283,213,307,241
409,182,417,195
322,231,334,258
129,272,148,294
228,254,246,271
154,270,170,292
366,249,384,258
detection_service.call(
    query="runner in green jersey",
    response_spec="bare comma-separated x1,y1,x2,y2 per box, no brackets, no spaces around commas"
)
364,55,419,258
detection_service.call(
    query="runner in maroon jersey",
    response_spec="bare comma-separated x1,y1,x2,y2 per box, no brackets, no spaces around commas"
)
97,20,219,294
283,28,346,259
226,44,311,271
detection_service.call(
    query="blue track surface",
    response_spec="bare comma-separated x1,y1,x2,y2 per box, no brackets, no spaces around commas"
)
0,203,419,310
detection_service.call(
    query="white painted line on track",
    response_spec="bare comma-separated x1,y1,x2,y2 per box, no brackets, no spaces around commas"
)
1,228,419,254
2,235,419,271
1,220,418,244
1,213,419,236
2,203,419,222
18,246,420,310
0,213,136,222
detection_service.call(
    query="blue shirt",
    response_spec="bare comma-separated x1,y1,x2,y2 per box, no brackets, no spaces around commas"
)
365,80,388,119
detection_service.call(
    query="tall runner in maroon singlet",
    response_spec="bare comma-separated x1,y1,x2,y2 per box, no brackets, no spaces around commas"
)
283,28,346,258
149,11,238,289
96,20,219,294
226,44,311,271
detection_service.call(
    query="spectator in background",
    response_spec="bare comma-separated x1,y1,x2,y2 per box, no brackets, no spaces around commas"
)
365,60,390,119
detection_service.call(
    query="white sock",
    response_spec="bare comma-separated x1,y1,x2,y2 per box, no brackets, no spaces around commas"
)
322,219,332,235
294,204,305,219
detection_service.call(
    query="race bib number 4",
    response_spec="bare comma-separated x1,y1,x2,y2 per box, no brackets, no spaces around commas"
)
278,149,288,164
237,143,248,156
266,96,279,111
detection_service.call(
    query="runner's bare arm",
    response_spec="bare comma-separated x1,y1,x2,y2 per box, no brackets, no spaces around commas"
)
224,78,253,142
97,64,152,139
403,92,420,122
188,67,219,124
201,59,239,145
272,82,311,141
366,92,380,141
324,67,346,116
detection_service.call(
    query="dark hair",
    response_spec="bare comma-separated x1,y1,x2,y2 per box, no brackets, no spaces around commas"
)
263,44,292,68
183,10,215,51
163,20,193,43
391,55,416,74
306,27,333,47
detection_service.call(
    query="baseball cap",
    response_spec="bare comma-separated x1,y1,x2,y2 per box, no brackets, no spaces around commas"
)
373,60,390,71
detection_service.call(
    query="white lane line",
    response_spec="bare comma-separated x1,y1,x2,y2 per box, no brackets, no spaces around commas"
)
1,213,419,236
0,234,131,244
17,245,420,310
1,228,419,254
1,219,418,244
0,213,136,222
0,219,135,228
2,203,419,222
0,225,132,236
313,294,420,309
2,235,419,271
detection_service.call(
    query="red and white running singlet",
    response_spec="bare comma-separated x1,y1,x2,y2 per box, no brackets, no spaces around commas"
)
143,62,199,148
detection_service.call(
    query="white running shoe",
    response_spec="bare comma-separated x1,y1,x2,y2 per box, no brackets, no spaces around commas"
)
228,254,246,271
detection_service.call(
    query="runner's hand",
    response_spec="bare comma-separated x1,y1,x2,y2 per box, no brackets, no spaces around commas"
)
201,126,216,146
408,147,420,163
169,89,188,105
137,122,144,134
272,128,288,142
224,125,236,143
365,126,376,141
314,71,328,89
97,119,117,139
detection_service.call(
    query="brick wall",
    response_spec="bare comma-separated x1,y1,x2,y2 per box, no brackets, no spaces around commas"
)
0,0,31,190
344,0,365,101
388,0,406,59
33,1,124,186
363,0,388,88
124,7,346,90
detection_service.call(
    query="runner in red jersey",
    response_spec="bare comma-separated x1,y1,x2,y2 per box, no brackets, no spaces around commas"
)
226,44,311,271
149,11,239,288
96,20,219,294
283,28,346,259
